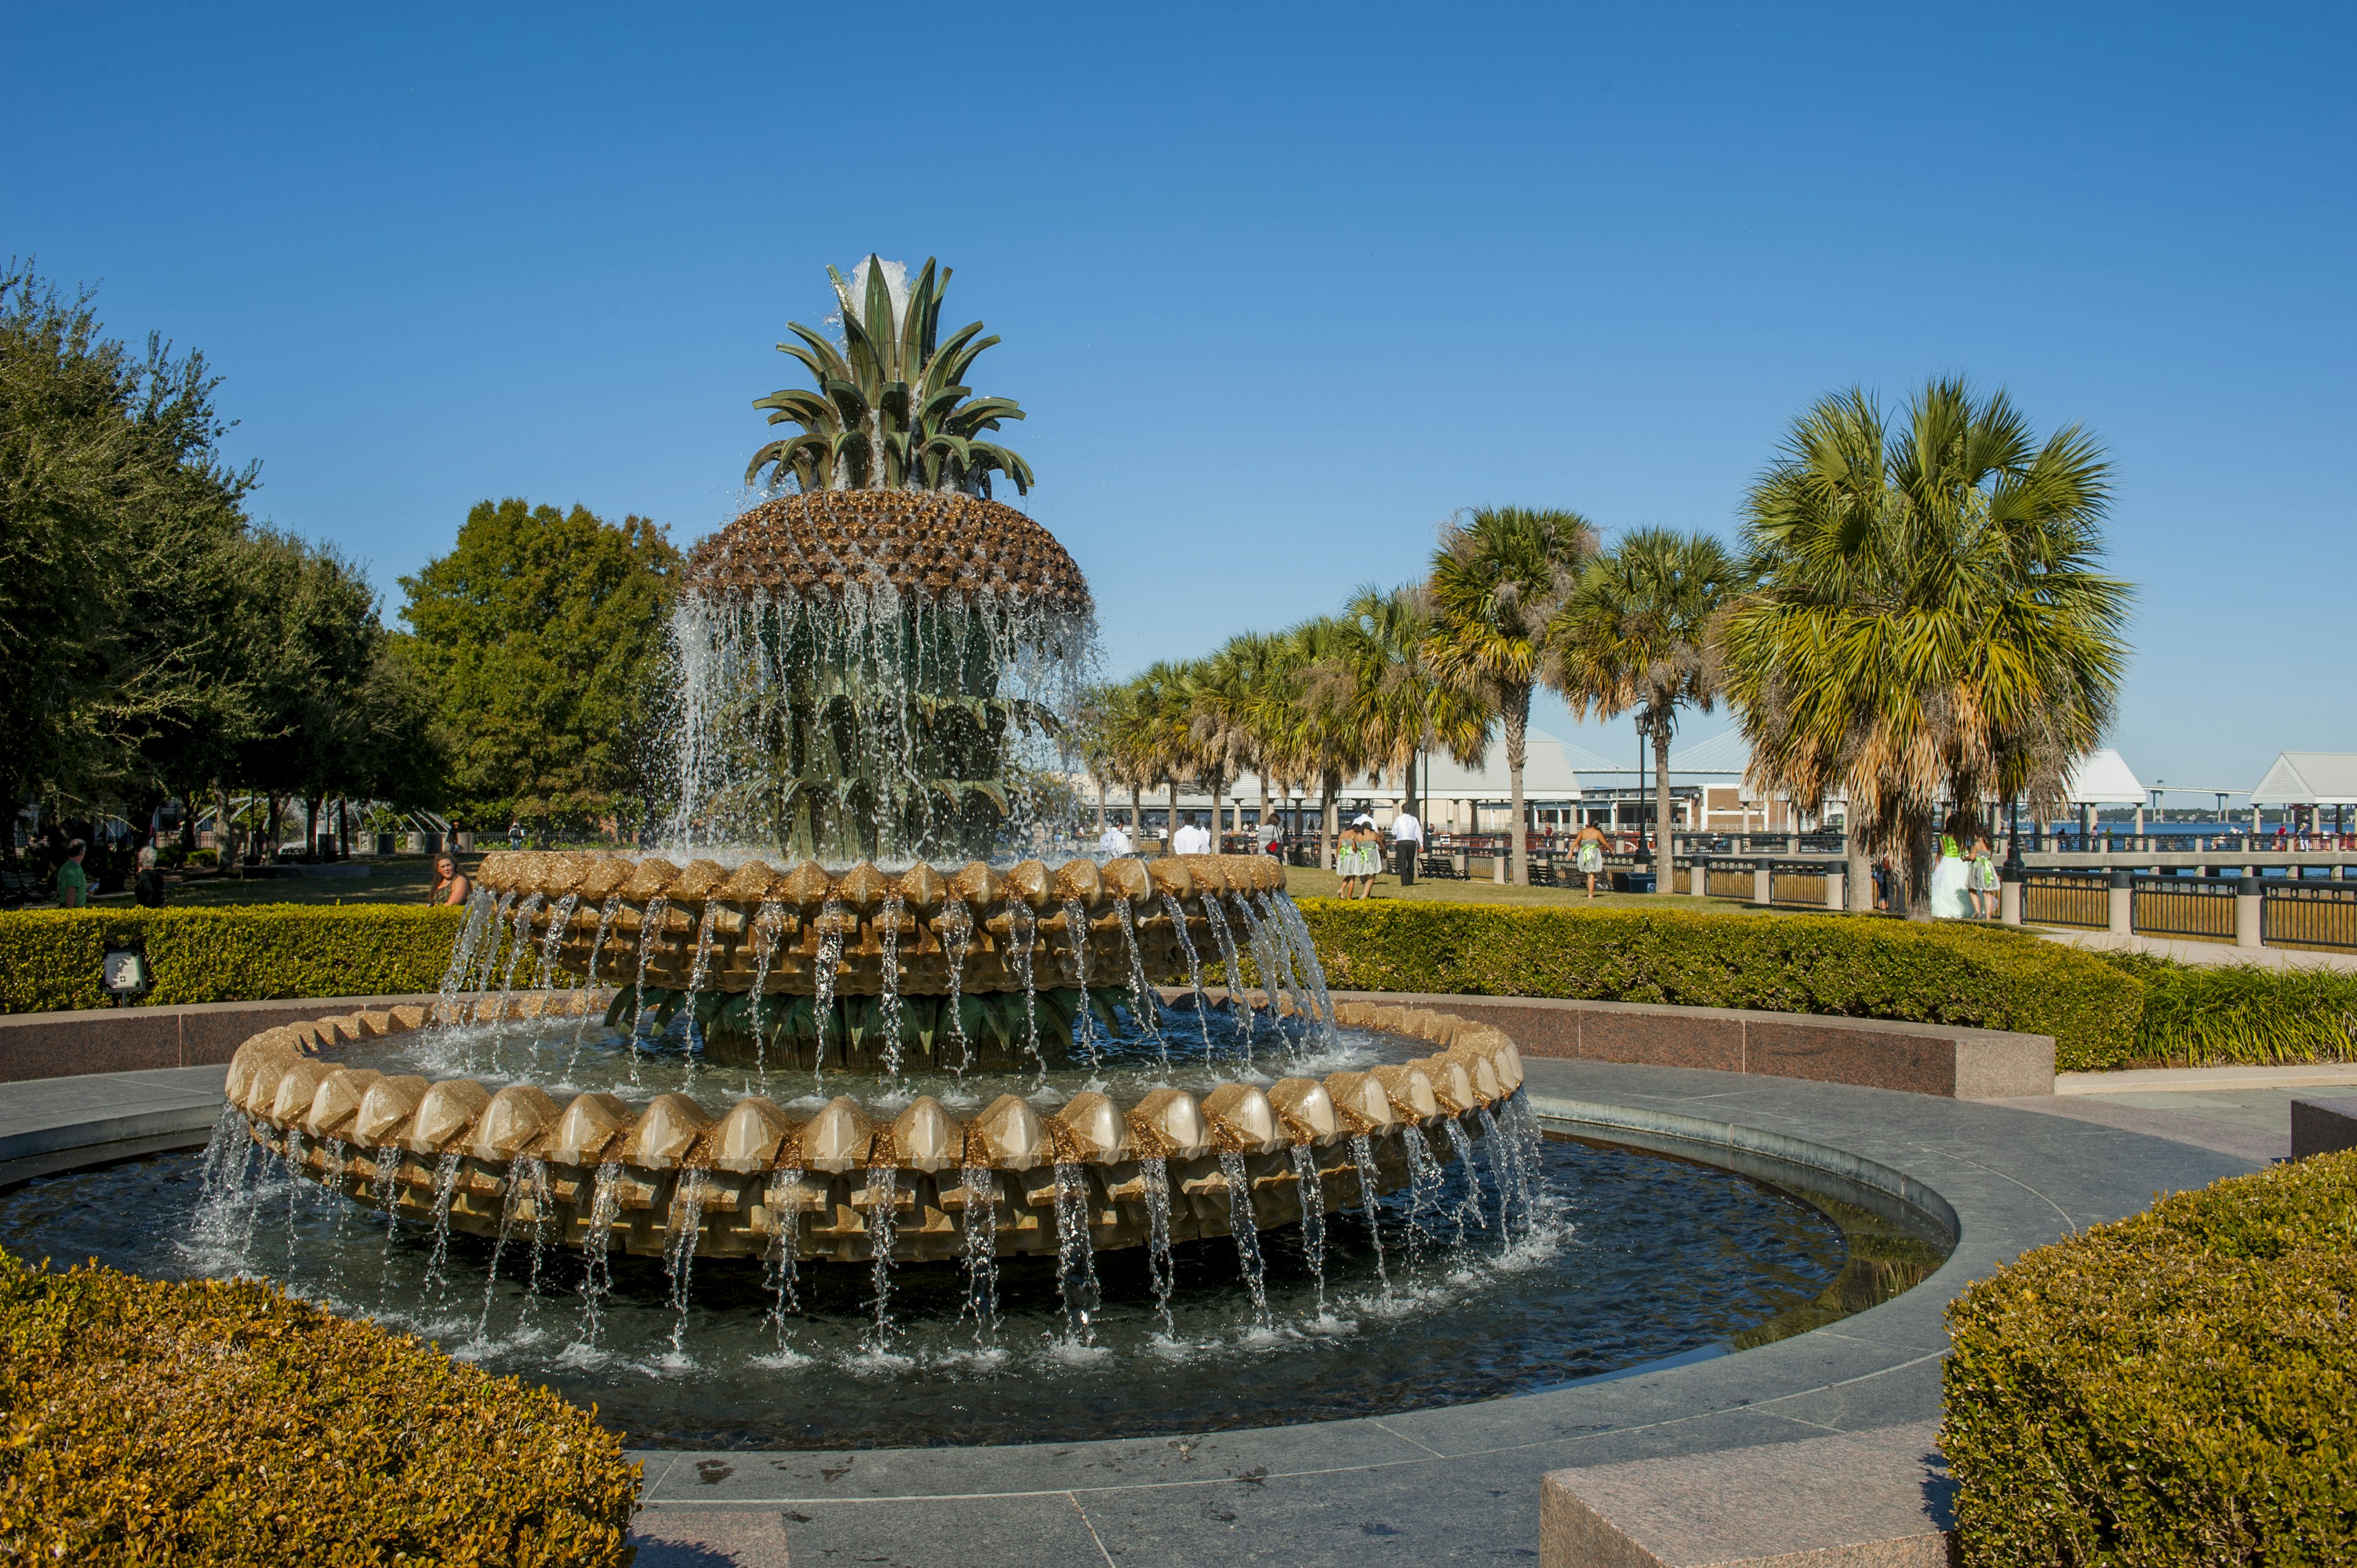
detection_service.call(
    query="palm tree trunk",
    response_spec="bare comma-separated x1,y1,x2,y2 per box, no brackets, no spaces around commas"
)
1505,684,1531,886
1211,774,1225,853
215,781,237,872
1128,786,1140,835
1903,806,1935,921
1168,782,1181,854
1652,718,1674,892
1319,773,1338,872
1846,826,1872,913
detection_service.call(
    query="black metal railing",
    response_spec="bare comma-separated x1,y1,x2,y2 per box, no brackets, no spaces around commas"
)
2263,881,2357,951
2131,874,2237,941
2023,870,2109,929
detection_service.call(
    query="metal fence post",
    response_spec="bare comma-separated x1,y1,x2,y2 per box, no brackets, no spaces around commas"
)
1752,858,1772,906
2108,868,2134,936
1999,864,2023,925
2236,875,2262,949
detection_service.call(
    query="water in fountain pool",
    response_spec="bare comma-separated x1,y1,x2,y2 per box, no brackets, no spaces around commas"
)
5,1047,1867,1449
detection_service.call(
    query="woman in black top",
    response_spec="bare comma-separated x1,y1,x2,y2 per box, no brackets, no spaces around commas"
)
133,846,169,907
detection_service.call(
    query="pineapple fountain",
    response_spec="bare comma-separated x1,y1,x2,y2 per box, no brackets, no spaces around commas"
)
199,258,1555,1431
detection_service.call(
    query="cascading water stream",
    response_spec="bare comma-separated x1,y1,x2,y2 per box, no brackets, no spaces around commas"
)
1005,901,1043,1076
811,899,846,1089
532,893,581,991
1059,897,1102,1071
1442,1118,1489,1243
1215,1149,1272,1326
629,894,673,1068
1237,890,1314,1041
680,902,724,1078
1110,898,1169,1075
877,895,907,1082
1476,1106,1522,1239
1261,890,1339,1037
563,894,625,1078
1224,891,1288,1049
422,1148,466,1302
762,1170,803,1354
939,897,974,1072
1289,1143,1328,1319
573,1161,623,1352
1401,1125,1445,1264
1198,897,1252,1069
1141,1156,1175,1337
665,1169,713,1358
746,898,786,1085
434,890,497,1025
465,892,518,1018
1159,892,1216,1054
1050,1162,1102,1344
959,1167,1000,1343
1349,1133,1391,1298
864,1166,900,1354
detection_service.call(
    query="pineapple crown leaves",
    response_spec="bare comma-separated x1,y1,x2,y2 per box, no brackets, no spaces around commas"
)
747,255,1035,498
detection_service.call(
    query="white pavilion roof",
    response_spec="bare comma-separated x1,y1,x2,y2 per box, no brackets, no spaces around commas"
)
2250,752,2357,805
2062,747,2146,806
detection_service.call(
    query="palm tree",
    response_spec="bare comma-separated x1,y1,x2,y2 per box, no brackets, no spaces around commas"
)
745,255,1033,496
1188,633,1285,846
1717,380,2128,916
1274,616,1369,870
1550,529,1741,892
1422,507,1598,885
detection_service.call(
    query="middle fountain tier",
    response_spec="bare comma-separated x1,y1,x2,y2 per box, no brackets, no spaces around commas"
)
455,848,1311,1072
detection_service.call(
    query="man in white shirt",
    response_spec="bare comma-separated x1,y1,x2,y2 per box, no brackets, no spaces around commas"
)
1097,821,1134,855
1390,808,1423,886
1171,815,1212,855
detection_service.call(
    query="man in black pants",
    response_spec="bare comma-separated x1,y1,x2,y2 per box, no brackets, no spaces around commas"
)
1390,807,1422,887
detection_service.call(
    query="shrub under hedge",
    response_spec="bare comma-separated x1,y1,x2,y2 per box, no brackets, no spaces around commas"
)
0,1253,638,1565
1943,1151,2357,1564
2089,949,2357,1068
1291,898,2143,1070
0,906,463,1014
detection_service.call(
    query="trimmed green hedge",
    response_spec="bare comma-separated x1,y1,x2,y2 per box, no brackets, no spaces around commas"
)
2090,949,2357,1068
1943,1151,2357,1564
0,906,463,1014
0,1253,638,1564
1291,899,2142,1070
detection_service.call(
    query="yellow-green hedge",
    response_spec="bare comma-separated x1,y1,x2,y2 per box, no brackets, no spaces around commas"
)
1290,900,2143,1070
0,1253,638,1565
1943,1152,2357,1564
0,906,465,1014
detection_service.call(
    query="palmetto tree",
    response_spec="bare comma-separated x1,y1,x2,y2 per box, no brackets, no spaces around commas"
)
1551,529,1741,891
1423,507,1599,885
745,255,1034,496
1717,379,2128,915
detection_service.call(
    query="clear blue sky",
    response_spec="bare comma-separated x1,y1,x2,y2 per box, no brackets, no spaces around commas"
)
7,3,2349,795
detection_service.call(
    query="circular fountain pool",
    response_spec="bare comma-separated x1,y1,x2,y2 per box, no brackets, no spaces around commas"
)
0,1006,1871,1449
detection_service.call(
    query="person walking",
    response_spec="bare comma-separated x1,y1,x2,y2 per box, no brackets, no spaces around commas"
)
133,846,169,908
1172,814,1212,855
1968,836,1999,919
1389,807,1422,887
1097,820,1134,855
1573,820,1609,899
1929,835,1972,919
1337,816,1380,898
55,840,90,909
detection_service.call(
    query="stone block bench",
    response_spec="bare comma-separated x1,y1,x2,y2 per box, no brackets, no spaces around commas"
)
1542,1419,1956,1567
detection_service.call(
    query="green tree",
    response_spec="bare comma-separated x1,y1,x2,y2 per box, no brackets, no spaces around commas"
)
1551,529,1742,890
397,499,679,840
1422,506,1598,884
1718,380,2127,915
0,262,258,836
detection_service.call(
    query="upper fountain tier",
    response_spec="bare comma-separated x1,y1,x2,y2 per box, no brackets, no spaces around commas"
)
683,491,1093,617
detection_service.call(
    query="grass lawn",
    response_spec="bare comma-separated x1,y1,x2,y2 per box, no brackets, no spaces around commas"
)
93,855,469,910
